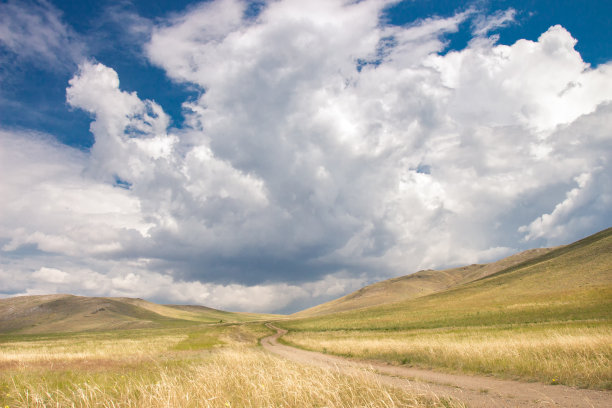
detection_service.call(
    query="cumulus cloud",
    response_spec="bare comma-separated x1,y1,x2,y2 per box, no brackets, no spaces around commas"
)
518,103,612,244
0,131,149,257
519,172,595,242
2,0,612,312
66,62,174,181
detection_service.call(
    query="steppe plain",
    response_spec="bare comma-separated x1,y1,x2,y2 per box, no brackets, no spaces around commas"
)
1,228,610,407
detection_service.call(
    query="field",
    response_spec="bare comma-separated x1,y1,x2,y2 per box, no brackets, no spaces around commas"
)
0,323,463,407
280,228,612,390
282,321,612,389
1,228,611,406
295,247,556,317
0,295,274,334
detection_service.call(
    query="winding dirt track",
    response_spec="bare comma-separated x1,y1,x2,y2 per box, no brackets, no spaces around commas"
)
262,324,611,407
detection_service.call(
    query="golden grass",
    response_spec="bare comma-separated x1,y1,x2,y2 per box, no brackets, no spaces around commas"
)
283,322,612,389
0,324,463,407
8,347,463,408
0,335,185,364
295,247,556,317
286,228,612,332
279,229,612,390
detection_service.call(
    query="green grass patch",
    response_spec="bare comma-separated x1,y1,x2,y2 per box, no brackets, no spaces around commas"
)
172,327,225,350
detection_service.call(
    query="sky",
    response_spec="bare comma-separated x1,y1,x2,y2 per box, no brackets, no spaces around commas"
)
1,0,611,314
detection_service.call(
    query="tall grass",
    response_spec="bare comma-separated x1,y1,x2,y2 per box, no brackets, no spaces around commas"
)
6,347,463,407
0,334,184,365
0,324,462,407
282,322,612,389
278,229,612,390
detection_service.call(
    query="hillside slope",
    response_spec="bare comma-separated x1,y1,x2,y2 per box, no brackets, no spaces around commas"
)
296,247,555,317
0,294,265,334
286,227,612,331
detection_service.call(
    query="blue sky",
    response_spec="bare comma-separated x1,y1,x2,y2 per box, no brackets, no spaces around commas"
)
3,0,611,150
1,0,611,313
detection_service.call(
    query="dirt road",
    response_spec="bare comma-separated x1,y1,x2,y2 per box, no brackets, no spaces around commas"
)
261,324,611,407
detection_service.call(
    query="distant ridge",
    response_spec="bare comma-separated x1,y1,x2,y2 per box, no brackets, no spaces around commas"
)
0,294,270,334
294,246,556,317
286,227,612,331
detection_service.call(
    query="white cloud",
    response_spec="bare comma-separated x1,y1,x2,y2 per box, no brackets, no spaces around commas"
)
518,103,612,244
2,0,612,312
143,0,612,269
472,8,516,36
519,172,594,241
66,62,175,182
0,0,84,70
32,267,68,284
1,258,366,313
0,131,150,257
426,25,612,132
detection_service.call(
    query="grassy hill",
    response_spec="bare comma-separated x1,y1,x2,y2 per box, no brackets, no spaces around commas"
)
0,294,271,334
285,227,612,331
295,247,555,317
280,227,612,389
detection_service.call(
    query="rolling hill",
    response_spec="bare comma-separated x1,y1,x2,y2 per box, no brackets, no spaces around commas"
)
0,294,271,334
3,228,610,335
295,246,556,317
285,227,612,331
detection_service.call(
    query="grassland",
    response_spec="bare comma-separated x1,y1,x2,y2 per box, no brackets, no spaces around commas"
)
280,228,612,389
0,294,274,334
295,247,556,317
1,228,610,405
0,323,462,407
283,321,611,389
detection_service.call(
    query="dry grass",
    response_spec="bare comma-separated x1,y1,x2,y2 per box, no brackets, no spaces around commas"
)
280,229,612,390
7,347,462,408
283,323,612,389
0,335,184,365
286,228,612,332
295,247,555,318
0,324,462,407
0,295,273,335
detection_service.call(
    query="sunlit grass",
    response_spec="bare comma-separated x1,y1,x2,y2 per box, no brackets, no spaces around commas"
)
282,321,612,390
0,334,185,365
1,229,609,404
0,324,462,407
277,229,612,390
5,347,462,408
286,229,612,332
